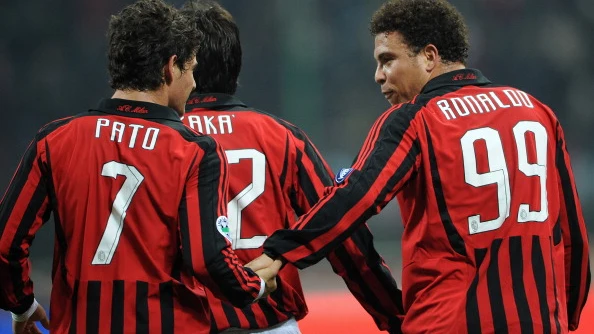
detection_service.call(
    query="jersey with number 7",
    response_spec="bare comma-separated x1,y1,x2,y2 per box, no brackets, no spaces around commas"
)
0,99,264,333
263,69,591,333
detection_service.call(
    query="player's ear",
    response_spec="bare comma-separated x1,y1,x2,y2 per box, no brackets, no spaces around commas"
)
163,55,178,85
422,44,439,72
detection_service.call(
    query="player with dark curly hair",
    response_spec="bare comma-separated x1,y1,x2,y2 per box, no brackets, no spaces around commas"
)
250,0,591,333
0,0,279,333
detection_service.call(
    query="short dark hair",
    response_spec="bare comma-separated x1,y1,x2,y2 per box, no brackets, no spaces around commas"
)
181,0,242,95
108,0,200,91
370,0,469,64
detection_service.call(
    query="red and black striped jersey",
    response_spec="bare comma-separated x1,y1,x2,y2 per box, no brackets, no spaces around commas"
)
184,93,404,333
0,99,263,334
264,69,591,333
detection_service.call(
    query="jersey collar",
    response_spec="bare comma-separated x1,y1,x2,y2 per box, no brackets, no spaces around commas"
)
90,98,182,122
186,93,247,110
421,68,491,94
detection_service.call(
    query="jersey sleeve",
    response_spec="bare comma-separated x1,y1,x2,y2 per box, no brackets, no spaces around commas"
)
264,105,421,267
178,137,263,308
554,122,591,330
287,124,405,331
0,135,52,314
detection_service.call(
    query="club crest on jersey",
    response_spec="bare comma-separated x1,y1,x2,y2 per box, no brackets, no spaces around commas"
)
335,168,354,184
216,216,232,243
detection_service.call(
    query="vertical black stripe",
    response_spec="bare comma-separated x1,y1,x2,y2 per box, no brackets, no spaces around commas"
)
69,280,79,334
295,150,319,207
241,304,259,329
86,281,101,334
349,225,404,316
136,281,149,334
222,301,241,328
7,175,48,305
178,189,194,276
279,134,290,189
258,299,281,327
532,236,551,334
548,237,561,333
424,122,466,256
111,280,124,334
556,137,586,318
466,248,487,334
331,244,387,321
487,239,508,333
209,311,219,334
509,236,533,334
159,281,174,334
0,141,37,235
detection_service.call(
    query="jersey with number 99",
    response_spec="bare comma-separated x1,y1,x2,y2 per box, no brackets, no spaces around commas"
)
262,69,590,334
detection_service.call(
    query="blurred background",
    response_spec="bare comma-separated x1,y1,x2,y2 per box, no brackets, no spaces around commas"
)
1,0,593,332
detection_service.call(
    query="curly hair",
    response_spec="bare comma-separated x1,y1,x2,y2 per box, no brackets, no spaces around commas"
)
181,0,242,95
108,0,200,91
370,0,469,64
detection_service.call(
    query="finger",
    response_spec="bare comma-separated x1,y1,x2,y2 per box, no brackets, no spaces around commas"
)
245,254,273,271
13,320,26,334
29,323,42,334
36,306,50,329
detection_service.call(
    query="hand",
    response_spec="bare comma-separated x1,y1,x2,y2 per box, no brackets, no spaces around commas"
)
13,303,49,334
255,259,283,298
245,254,275,272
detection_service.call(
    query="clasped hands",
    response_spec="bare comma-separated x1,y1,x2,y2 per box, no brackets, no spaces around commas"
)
245,254,284,299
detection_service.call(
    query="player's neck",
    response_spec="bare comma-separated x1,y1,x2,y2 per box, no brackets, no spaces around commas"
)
428,62,466,82
112,89,168,107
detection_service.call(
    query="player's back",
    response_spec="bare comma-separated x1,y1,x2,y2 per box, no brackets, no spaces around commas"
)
396,70,588,333
184,94,321,330
44,100,214,333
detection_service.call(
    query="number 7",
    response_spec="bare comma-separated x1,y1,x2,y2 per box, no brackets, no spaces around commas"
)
92,161,144,265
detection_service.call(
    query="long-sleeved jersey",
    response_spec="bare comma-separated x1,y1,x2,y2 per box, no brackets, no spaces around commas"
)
184,93,404,333
264,69,591,333
0,98,263,334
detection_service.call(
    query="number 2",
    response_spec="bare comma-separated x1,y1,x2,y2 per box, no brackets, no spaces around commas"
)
461,121,548,234
225,149,267,249
92,161,144,265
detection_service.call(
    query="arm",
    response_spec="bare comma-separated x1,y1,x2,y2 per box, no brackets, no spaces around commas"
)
555,122,590,331
288,121,406,331
178,136,266,308
0,135,51,317
264,105,421,268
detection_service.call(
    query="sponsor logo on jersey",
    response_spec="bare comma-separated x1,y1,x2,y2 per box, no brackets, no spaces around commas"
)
216,216,232,243
335,168,354,184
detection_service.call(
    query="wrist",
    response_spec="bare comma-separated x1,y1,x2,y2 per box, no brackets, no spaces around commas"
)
11,298,38,322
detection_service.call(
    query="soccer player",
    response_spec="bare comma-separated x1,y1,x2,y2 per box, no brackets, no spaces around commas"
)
0,1,278,333
180,1,404,333
250,0,591,333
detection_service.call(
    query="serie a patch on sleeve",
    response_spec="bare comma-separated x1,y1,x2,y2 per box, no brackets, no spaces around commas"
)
335,167,354,184
216,216,232,243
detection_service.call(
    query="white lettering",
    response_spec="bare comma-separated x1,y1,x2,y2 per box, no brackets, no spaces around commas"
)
188,115,203,133
463,95,483,114
96,119,110,138
476,94,496,112
111,122,125,143
203,116,217,134
142,128,159,150
490,91,510,108
128,124,144,148
517,90,534,108
503,89,522,107
437,100,455,120
451,97,470,116
219,115,233,134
